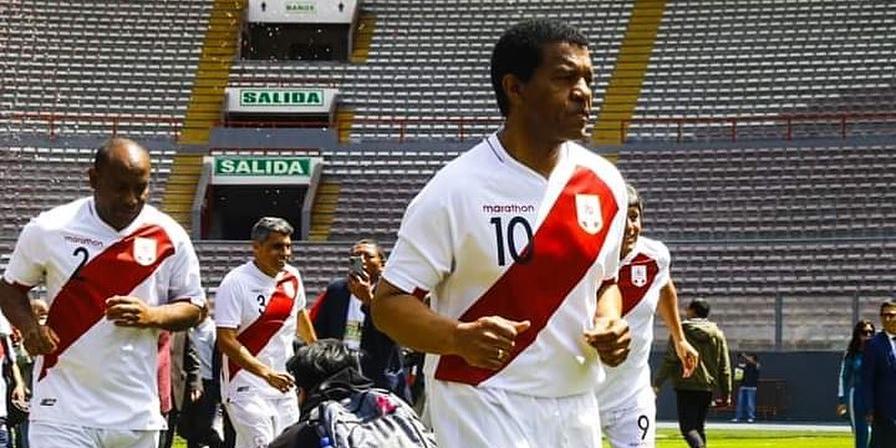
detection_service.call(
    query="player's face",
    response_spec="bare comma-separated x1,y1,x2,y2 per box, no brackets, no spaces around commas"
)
89,156,150,231
351,243,384,278
253,232,292,276
621,205,642,257
881,305,896,334
521,42,593,142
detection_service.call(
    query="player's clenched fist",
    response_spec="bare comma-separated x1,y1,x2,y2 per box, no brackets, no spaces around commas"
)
23,325,59,355
452,316,531,370
585,317,631,367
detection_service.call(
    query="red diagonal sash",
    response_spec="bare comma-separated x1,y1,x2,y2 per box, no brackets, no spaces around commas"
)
40,225,175,381
229,272,297,378
435,166,619,385
619,254,660,317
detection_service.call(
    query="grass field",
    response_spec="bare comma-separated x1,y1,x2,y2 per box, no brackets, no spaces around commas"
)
610,428,852,448
174,427,853,447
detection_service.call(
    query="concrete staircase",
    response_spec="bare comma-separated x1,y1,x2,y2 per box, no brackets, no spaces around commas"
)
593,0,666,145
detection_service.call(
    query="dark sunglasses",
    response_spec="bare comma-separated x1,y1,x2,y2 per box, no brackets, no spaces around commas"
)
861,329,875,335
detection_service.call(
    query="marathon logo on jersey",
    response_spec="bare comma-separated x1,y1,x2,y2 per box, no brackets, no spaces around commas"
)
575,194,603,234
40,398,57,407
133,237,158,266
631,264,648,287
63,234,104,249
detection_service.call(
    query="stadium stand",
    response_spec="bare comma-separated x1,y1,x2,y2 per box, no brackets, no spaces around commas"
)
0,0,213,138
0,144,174,237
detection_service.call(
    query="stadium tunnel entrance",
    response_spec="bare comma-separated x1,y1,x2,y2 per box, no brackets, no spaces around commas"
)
205,184,306,240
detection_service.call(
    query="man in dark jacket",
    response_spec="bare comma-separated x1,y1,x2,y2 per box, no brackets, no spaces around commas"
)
309,239,409,400
654,299,732,448
864,299,896,448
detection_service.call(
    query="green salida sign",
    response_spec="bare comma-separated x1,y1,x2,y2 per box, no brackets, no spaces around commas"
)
240,89,323,107
213,157,318,185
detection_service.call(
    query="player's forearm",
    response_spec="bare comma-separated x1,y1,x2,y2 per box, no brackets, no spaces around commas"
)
150,301,204,331
0,281,41,335
595,282,622,320
372,288,459,355
216,330,274,379
657,281,686,343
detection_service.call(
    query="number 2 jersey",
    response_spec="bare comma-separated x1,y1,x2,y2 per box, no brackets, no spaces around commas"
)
215,261,305,399
2,197,205,430
595,236,671,411
383,132,627,397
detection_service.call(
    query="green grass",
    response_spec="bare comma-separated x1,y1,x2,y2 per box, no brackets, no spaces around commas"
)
605,428,852,448
175,428,851,447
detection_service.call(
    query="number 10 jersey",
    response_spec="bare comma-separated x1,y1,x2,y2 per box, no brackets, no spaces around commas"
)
383,132,627,397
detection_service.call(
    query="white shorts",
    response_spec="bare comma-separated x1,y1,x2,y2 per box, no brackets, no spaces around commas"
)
29,421,159,448
599,385,656,448
429,380,601,448
224,391,299,448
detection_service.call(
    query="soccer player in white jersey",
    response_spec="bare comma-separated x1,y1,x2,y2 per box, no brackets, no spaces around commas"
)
215,217,317,448
595,184,699,448
0,138,206,448
372,19,631,447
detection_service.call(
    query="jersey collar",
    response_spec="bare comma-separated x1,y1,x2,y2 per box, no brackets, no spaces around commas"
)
485,131,570,182
87,197,148,236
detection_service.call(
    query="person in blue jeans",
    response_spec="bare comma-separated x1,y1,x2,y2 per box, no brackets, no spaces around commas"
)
838,320,875,448
732,352,760,423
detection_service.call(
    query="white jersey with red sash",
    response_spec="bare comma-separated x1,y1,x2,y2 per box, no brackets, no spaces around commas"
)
215,262,305,399
595,237,670,411
2,197,205,430
383,132,627,397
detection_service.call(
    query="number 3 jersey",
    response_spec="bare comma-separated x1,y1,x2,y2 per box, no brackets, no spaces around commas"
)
2,197,205,430
215,261,305,399
383,132,627,397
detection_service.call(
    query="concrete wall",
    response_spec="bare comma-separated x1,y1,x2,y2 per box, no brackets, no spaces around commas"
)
651,351,845,422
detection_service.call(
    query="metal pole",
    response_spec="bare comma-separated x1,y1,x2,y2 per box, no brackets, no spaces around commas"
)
774,294,783,351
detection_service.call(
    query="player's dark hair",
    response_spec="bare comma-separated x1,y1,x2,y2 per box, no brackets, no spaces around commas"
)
353,238,386,261
490,19,589,116
846,319,876,357
688,299,711,318
287,339,361,392
626,183,644,215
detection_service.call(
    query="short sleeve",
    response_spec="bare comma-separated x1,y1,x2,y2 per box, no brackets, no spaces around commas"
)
656,241,672,287
600,180,627,282
293,269,307,311
382,184,454,295
3,221,46,289
214,273,243,329
166,238,206,309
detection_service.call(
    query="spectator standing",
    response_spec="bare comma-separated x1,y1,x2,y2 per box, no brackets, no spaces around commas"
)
654,299,732,448
309,239,409,400
838,320,875,448
732,352,760,423
863,299,896,448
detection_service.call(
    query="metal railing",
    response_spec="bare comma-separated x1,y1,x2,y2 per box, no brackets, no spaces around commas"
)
10,111,896,143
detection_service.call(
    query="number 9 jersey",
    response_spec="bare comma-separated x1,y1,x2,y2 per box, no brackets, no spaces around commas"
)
383,132,628,397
